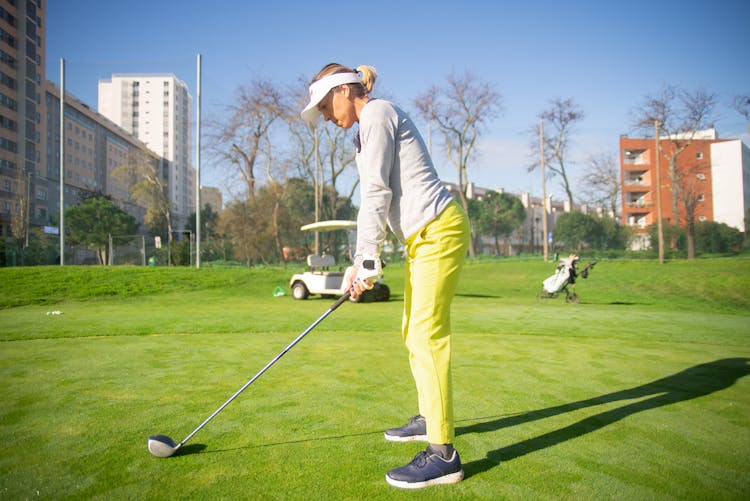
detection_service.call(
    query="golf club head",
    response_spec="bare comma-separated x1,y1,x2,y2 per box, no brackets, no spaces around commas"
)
148,434,180,458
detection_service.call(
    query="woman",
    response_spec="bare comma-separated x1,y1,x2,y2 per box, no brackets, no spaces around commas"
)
301,63,470,489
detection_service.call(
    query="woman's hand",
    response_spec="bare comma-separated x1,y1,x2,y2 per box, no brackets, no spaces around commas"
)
341,254,381,299
342,266,373,300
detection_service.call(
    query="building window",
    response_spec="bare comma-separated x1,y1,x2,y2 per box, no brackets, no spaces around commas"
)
698,215,707,222
0,136,17,152
697,194,705,202
696,152,703,159
696,173,706,180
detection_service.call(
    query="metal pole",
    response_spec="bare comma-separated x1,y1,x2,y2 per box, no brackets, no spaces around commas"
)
313,127,320,255
654,120,665,264
539,120,549,262
59,58,65,266
195,53,202,268
24,172,30,248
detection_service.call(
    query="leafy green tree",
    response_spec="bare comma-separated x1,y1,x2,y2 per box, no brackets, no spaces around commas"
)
186,203,220,245
648,224,685,258
185,203,223,263
597,215,629,251
694,221,744,254
65,196,138,264
473,191,526,255
553,212,602,252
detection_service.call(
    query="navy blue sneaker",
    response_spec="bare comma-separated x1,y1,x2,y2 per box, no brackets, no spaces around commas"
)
386,446,464,489
384,415,427,442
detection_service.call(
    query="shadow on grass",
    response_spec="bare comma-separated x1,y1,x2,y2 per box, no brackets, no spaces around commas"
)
173,444,207,456
457,293,504,299
195,429,385,455
458,358,750,479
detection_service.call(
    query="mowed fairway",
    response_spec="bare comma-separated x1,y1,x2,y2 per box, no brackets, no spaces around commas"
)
1,258,749,500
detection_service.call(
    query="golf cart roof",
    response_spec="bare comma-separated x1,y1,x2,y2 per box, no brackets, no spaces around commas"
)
300,220,357,232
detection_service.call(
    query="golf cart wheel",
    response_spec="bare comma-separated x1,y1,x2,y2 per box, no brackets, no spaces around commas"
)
374,283,390,302
565,292,579,303
291,282,309,300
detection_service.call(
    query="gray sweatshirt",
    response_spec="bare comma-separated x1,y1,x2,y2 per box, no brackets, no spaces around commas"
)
355,99,453,257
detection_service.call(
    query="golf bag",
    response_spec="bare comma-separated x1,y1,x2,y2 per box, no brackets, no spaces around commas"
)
538,255,597,303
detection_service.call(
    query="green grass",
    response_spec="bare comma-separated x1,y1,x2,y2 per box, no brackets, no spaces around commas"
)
1,258,749,499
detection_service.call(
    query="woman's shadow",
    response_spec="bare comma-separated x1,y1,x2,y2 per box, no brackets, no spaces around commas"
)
457,358,750,478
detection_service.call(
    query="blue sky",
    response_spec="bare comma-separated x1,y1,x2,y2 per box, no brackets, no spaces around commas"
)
46,0,750,202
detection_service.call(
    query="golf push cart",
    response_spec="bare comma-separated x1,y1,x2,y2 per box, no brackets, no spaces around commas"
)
537,253,597,303
289,220,390,303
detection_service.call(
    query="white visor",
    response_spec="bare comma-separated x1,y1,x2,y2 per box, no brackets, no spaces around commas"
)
301,72,363,123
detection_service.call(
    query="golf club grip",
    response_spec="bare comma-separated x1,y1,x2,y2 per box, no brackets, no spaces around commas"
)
177,292,351,447
331,291,351,310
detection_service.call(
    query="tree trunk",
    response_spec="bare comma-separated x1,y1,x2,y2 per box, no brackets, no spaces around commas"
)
686,222,695,259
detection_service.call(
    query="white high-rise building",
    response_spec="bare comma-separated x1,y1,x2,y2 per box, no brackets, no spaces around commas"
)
711,139,750,233
98,74,194,223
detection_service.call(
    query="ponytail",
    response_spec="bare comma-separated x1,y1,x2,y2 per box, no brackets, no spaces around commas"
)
356,65,378,94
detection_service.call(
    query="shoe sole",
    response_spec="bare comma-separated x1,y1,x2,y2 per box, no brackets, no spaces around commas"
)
385,469,464,489
383,432,428,442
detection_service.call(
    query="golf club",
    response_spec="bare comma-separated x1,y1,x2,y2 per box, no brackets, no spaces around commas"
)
148,291,351,458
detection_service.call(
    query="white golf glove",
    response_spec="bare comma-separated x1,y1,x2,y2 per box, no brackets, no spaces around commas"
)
346,253,382,291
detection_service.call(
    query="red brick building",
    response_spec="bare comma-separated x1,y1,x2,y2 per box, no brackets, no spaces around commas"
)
620,129,748,248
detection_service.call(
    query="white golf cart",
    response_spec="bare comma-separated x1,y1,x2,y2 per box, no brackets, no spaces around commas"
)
289,220,390,302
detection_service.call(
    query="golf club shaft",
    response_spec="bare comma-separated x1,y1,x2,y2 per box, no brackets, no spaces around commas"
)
177,292,351,448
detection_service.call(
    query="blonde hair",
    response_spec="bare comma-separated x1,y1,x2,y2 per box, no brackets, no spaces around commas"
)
312,63,378,95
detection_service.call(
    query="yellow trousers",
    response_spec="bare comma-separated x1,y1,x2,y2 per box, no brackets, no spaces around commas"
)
402,200,469,444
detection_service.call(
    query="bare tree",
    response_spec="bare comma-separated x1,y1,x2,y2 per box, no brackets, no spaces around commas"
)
217,199,264,266
319,125,357,220
114,152,174,259
414,71,502,257
286,80,317,182
285,78,358,223
261,136,295,267
733,93,750,130
211,79,286,200
674,159,710,259
631,85,718,235
529,98,585,209
580,152,621,220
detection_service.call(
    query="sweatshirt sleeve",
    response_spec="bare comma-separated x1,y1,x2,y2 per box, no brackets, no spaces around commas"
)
355,104,396,257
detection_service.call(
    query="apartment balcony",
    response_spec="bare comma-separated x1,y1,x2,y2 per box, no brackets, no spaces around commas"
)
623,148,650,165
624,191,651,210
623,169,650,187
626,212,651,229
624,200,653,209
623,179,650,188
